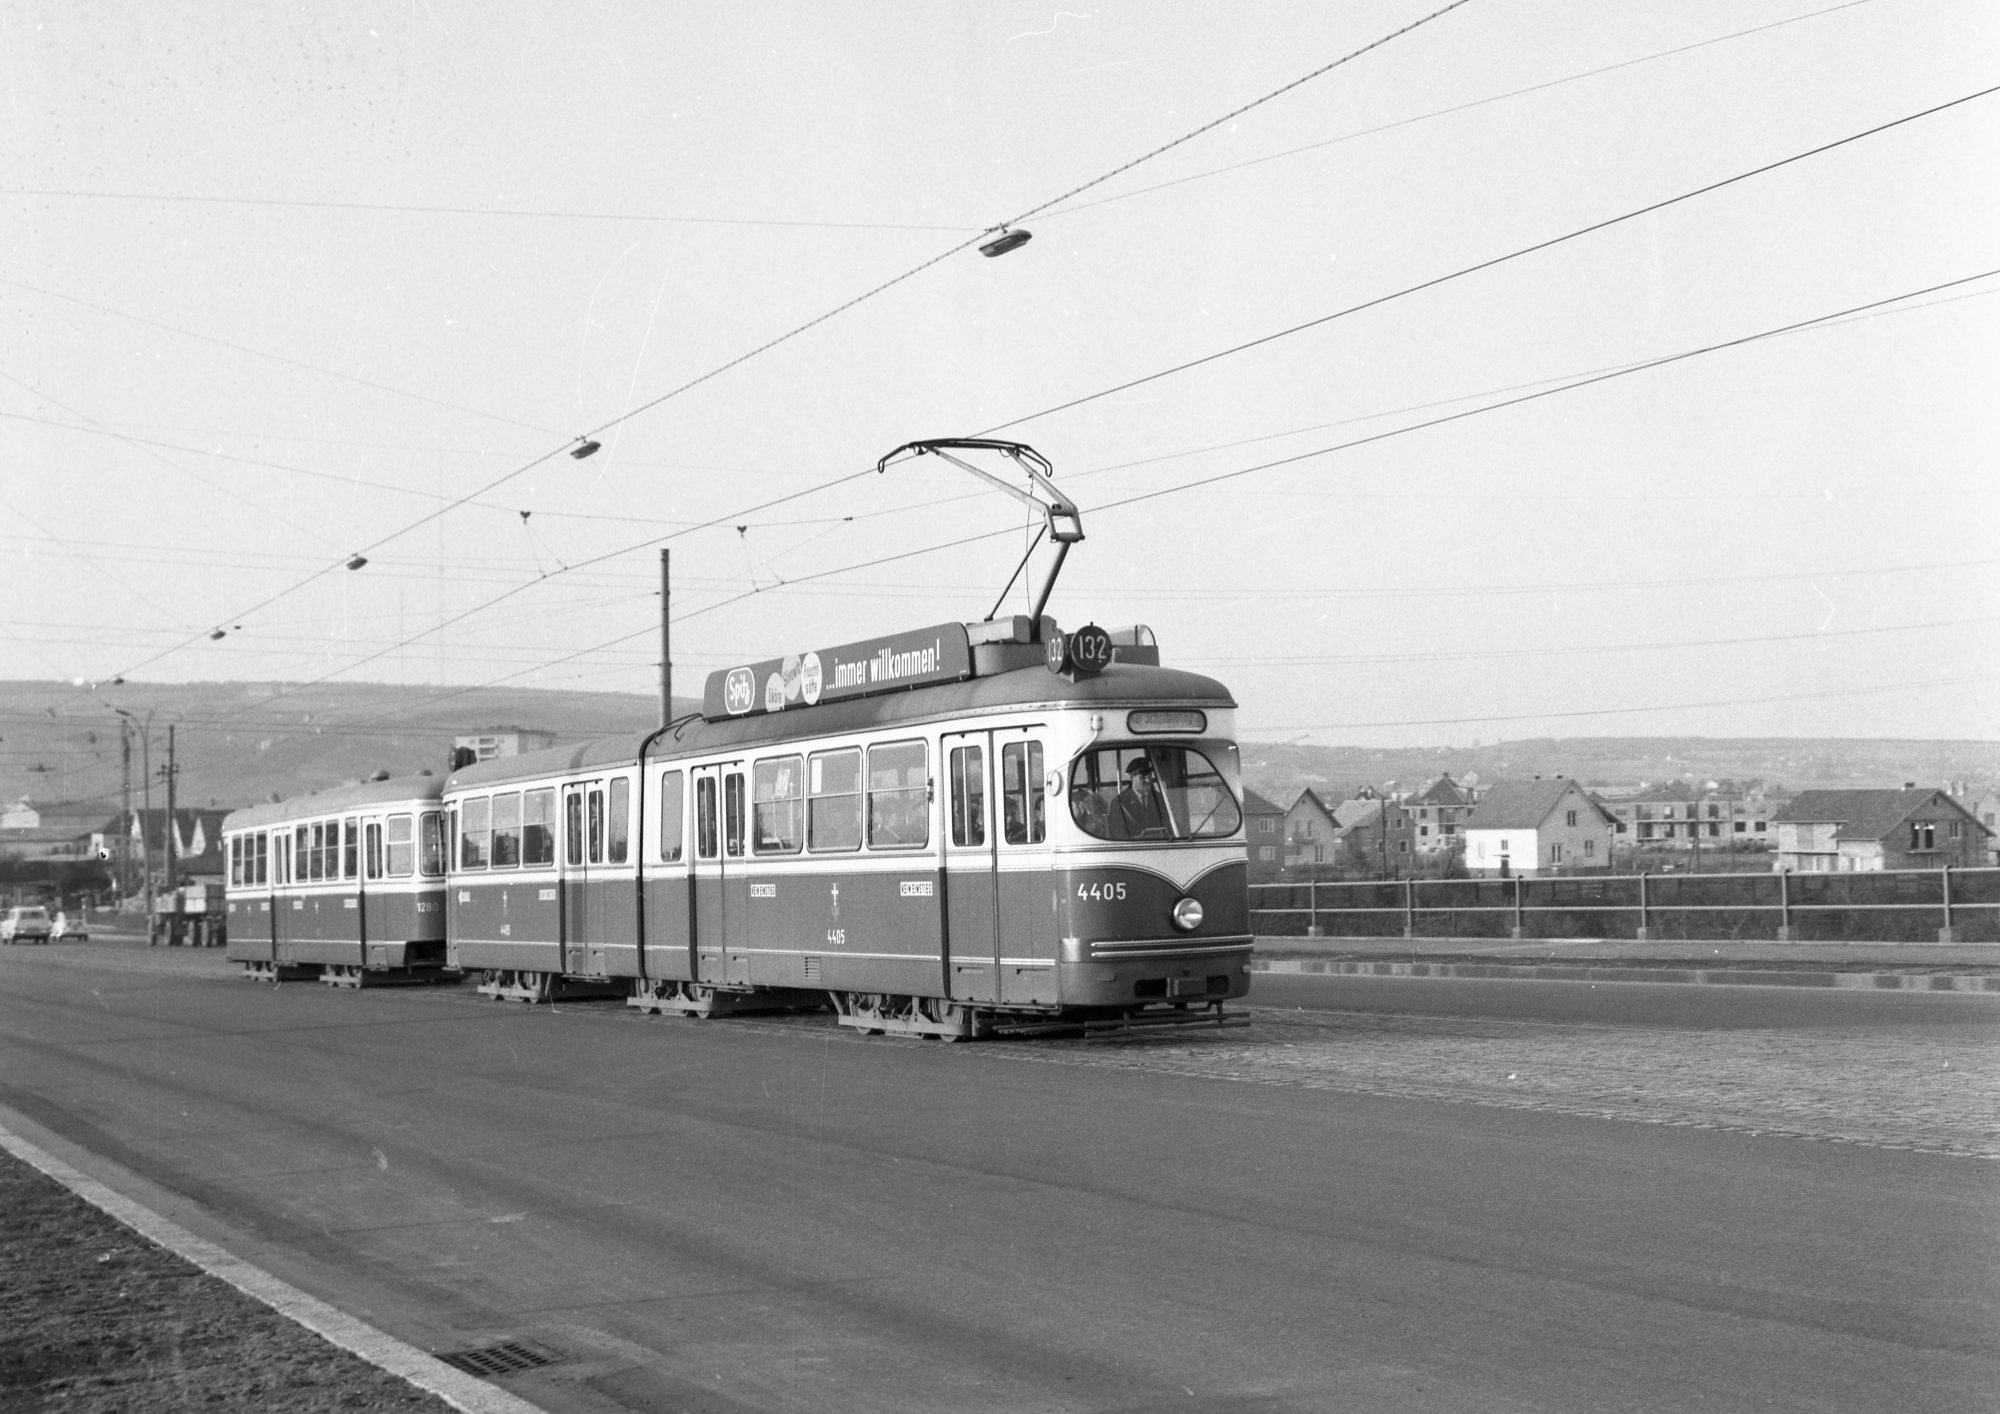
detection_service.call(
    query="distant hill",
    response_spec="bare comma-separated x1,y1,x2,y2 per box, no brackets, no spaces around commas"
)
0,680,687,813
3,680,1993,818
1237,736,2000,807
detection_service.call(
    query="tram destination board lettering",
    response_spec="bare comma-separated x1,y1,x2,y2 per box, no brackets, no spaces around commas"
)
705,622,974,719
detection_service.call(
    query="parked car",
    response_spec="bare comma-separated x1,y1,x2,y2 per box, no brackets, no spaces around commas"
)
52,911,88,942
1,905,53,944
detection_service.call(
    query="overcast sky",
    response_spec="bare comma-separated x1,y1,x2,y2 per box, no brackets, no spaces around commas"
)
3,0,1995,747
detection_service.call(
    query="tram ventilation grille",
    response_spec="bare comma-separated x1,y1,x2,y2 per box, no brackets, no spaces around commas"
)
803,956,821,982
436,1341,561,1379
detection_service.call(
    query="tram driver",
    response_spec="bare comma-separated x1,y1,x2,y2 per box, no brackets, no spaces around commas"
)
1114,757,1170,839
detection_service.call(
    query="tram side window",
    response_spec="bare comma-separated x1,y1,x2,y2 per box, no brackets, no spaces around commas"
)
523,789,556,866
365,822,382,880
310,822,328,881
695,775,718,860
724,773,745,857
343,819,359,880
607,778,630,864
808,749,862,853
255,832,268,885
950,745,986,847
386,815,414,877
228,836,240,887
588,788,605,864
565,792,584,867
867,741,928,849
460,797,491,870
753,757,803,854
420,812,445,877
658,771,685,863
490,792,522,868
1002,742,1045,845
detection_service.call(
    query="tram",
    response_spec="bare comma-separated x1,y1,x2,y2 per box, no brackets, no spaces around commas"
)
222,774,450,984
443,613,1250,1037
221,439,1253,1036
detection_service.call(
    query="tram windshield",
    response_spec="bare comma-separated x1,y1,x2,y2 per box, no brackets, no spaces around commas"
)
1068,745,1241,842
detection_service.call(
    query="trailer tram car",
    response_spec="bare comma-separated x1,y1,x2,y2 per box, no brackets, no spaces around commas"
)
443,614,1252,1038
223,775,450,985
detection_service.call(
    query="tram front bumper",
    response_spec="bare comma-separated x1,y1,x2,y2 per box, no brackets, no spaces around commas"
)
1057,934,1254,1007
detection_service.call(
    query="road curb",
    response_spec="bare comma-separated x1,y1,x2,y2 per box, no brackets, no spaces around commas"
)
0,1122,544,1414
1253,958,2000,990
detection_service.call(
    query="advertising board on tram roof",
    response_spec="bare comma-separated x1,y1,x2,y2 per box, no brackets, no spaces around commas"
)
703,622,975,720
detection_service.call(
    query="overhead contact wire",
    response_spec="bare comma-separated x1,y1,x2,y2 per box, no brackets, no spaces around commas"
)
98,2,1474,691
977,82,2000,435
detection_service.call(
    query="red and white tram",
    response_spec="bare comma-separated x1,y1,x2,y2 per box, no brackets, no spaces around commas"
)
223,775,449,984
442,614,1251,1037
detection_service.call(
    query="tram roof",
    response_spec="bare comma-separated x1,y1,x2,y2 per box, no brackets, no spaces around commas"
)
223,773,444,830
445,660,1237,792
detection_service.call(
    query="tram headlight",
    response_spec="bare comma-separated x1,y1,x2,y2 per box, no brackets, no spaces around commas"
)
1171,897,1204,931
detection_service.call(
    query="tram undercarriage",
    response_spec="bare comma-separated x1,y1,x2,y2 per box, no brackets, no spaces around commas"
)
493,971,1249,1042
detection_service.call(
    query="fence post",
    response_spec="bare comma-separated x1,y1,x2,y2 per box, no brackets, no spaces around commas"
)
1306,875,1321,938
1776,869,1791,943
1940,865,1955,944
1511,874,1525,940
1636,872,1651,942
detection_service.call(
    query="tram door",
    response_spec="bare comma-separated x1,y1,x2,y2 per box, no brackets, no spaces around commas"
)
272,827,296,963
690,763,747,984
994,729,1057,1005
239,830,278,964
561,780,609,976
942,731,999,1004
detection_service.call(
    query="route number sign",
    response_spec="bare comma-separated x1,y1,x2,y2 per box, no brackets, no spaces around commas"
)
1068,624,1114,675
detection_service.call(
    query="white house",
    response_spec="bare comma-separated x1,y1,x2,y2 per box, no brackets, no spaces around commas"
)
1462,778,1616,877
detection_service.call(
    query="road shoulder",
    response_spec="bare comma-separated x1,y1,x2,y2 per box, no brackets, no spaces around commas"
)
0,1110,541,1414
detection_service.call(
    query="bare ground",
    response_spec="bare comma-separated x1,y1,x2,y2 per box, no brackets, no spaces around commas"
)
0,1147,458,1413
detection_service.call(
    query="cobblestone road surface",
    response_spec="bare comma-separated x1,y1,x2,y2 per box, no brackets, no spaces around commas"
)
1002,1004,2000,1159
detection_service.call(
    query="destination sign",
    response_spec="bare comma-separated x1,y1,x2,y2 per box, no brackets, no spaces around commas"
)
704,622,974,719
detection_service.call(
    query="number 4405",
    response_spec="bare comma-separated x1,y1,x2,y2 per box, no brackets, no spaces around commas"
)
1076,881,1127,901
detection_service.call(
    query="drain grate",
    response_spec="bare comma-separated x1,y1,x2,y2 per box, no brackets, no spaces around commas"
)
436,1340,561,1378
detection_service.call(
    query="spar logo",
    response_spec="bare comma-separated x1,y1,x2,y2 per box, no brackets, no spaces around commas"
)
723,666,756,715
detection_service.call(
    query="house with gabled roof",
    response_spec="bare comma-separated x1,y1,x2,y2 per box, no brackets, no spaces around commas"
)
1282,789,1343,869
1771,788,1989,872
1328,794,1416,875
1409,773,1476,854
1462,777,1615,877
1241,787,1286,876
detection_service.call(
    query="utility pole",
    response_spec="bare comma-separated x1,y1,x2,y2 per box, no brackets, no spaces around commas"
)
162,724,178,894
116,707,155,920
659,547,672,727
120,723,132,901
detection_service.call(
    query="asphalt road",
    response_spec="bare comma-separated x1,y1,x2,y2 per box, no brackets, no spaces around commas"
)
1,944,1995,1414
